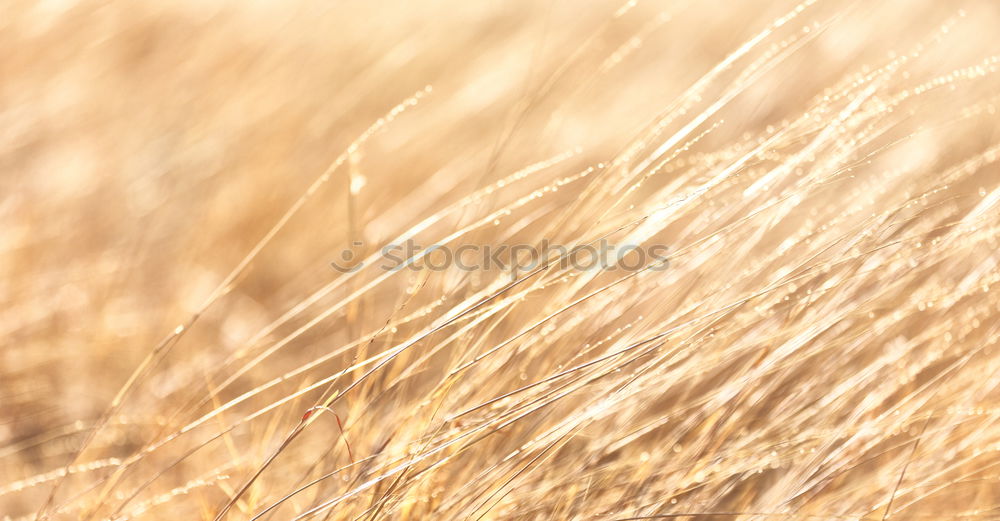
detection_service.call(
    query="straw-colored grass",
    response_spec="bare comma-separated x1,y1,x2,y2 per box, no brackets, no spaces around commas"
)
3,0,1000,519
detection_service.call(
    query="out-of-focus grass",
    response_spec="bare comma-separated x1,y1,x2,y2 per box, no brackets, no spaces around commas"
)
2,0,1000,519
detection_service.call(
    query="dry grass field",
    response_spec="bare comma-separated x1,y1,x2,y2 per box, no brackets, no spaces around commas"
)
3,0,1000,519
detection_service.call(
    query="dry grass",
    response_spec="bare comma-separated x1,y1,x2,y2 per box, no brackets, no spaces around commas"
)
3,0,1000,519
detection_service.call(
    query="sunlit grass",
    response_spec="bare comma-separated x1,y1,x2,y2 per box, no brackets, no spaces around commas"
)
2,0,1000,519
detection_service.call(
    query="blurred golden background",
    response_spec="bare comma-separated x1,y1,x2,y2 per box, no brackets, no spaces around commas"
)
2,0,1000,519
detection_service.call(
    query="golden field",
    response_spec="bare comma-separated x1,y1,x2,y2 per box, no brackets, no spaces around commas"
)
2,0,1000,519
